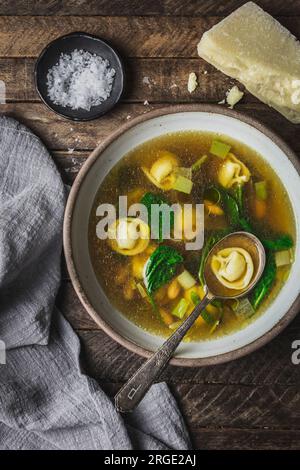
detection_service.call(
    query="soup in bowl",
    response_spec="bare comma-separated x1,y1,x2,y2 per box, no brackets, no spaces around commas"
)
64,105,300,366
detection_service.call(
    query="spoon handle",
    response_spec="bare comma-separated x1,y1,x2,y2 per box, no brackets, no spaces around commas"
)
115,290,214,413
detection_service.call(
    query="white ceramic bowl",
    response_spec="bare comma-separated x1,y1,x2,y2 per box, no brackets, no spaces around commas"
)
64,105,300,366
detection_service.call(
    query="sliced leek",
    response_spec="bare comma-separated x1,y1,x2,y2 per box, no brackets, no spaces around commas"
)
172,175,193,194
275,249,293,267
172,298,190,319
233,297,255,318
255,181,268,200
136,282,147,298
210,140,231,158
191,154,208,172
177,270,196,290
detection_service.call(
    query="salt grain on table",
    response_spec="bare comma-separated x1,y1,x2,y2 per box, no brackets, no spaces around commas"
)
46,49,116,111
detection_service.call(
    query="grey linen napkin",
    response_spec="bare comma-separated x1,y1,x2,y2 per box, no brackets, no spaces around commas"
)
0,116,191,450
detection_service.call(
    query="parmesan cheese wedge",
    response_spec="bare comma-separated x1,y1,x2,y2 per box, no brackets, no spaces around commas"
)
197,1,300,123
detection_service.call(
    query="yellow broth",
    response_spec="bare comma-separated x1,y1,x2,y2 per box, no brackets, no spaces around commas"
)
88,131,295,341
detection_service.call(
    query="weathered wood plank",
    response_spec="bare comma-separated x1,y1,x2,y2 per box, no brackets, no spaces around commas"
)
3,103,300,152
171,383,300,429
89,381,300,431
53,151,87,184
79,381,300,448
0,16,212,58
0,58,26,100
0,1,299,16
0,16,299,58
0,58,237,103
2,2,298,451
191,428,300,450
68,315,300,385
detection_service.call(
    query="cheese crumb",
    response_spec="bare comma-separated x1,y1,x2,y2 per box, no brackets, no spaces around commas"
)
143,76,150,85
226,85,244,108
142,76,156,88
187,72,198,93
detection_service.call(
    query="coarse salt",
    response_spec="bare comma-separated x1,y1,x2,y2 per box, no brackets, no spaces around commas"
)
46,49,116,111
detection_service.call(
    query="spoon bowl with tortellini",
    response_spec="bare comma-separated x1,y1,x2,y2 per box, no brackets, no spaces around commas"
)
204,232,265,299
115,231,266,412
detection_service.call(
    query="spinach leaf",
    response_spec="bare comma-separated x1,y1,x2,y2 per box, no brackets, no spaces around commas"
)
141,192,174,242
145,245,183,294
206,185,248,229
239,217,254,232
262,234,293,251
220,186,253,231
250,251,276,310
232,184,243,211
222,186,294,251
220,187,293,250
221,191,240,227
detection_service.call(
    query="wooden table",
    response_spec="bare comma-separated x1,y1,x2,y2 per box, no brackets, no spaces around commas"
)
2,0,300,450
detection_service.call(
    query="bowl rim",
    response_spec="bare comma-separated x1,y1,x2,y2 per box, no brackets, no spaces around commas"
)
34,31,125,122
63,104,300,367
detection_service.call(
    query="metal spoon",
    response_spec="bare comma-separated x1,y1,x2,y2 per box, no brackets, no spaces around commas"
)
115,231,265,413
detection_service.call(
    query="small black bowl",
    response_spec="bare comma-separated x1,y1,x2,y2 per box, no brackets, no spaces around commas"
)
35,32,124,121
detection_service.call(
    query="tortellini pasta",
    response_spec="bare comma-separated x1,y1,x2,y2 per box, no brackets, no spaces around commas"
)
218,153,251,188
108,217,150,256
211,247,254,290
142,150,178,190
